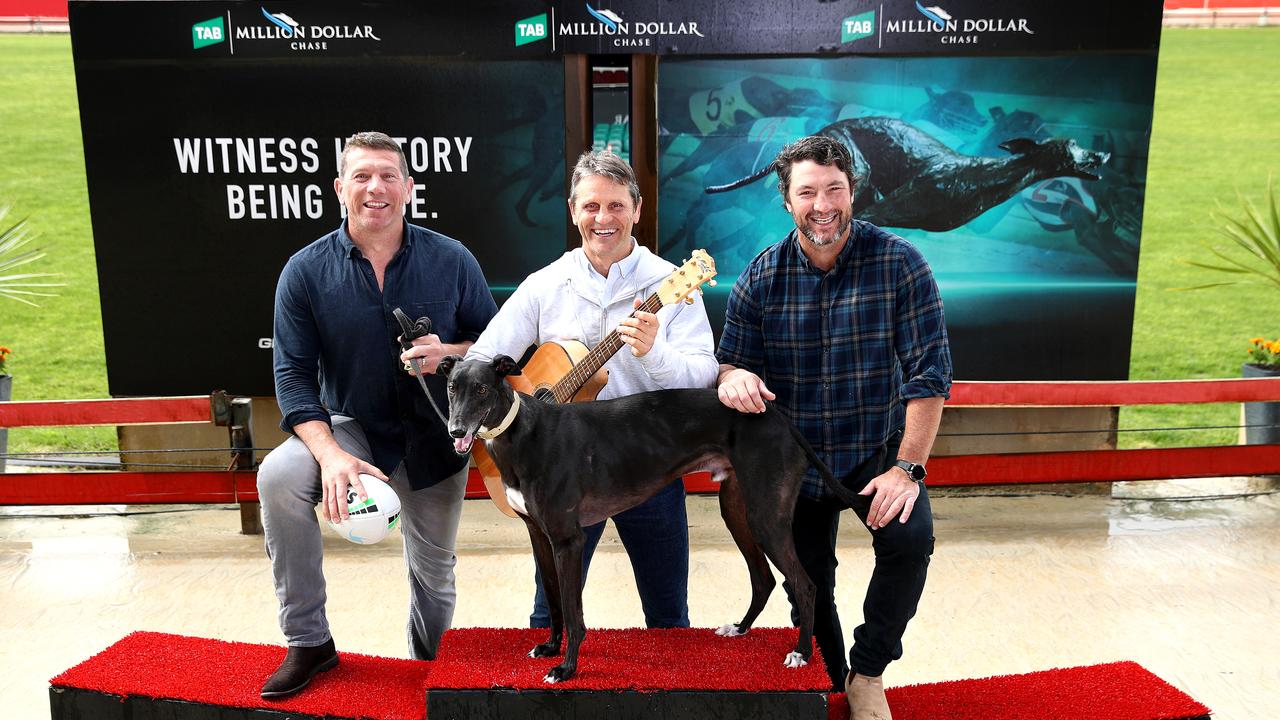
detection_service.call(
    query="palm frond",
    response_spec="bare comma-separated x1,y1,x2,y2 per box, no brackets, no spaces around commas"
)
0,205,62,306
1168,280,1243,291
1179,176,1280,294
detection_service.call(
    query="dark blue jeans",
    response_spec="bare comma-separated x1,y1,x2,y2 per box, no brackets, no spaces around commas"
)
530,479,691,629
785,437,935,690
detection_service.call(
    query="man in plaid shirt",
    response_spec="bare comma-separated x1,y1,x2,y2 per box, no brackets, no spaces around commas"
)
716,135,952,720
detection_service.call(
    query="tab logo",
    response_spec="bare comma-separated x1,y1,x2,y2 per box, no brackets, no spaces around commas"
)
515,13,548,46
841,10,875,44
192,17,226,49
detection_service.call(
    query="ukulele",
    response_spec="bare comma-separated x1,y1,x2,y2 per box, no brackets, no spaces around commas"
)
474,249,718,517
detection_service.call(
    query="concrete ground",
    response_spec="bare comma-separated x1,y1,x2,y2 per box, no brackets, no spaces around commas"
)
2,481,1278,719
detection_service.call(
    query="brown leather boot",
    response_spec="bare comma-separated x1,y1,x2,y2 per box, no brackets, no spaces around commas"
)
845,672,893,720
261,638,339,699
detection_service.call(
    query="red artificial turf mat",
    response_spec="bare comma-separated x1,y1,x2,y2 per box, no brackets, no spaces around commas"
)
825,661,1209,720
50,631,431,720
52,631,1209,720
429,626,832,692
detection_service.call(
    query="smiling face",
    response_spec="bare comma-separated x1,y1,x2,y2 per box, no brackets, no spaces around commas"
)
784,160,853,251
334,147,413,240
570,174,642,275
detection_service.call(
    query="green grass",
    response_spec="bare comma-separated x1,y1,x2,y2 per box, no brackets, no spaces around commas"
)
1123,27,1280,448
0,35,112,452
0,30,1277,453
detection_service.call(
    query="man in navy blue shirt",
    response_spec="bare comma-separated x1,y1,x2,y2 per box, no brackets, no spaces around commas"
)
717,136,951,720
258,132,497,699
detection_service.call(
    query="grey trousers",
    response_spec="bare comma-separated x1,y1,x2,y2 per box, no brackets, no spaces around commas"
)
257,415,468,659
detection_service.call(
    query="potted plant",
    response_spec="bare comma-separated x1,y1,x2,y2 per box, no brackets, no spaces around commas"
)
0,344,10,393
1178,177,1280,445
1243,338,1280,445
0,345,9,472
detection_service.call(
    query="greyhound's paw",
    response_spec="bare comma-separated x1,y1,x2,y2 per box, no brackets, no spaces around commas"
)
543,665,574,684
528,642,560,659
782,651,809,668
715,623,747,637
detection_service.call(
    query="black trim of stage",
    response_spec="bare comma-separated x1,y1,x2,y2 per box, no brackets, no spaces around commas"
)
426,688,828,719
50,686,832,720
49,687,329,720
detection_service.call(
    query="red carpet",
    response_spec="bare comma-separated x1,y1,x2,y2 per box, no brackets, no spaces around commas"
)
429,626,829,691
51,631,432,720
825,661,1211,720
51,630,1210,720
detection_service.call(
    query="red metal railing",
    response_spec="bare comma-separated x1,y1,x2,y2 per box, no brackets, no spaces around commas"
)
0,396,212,428
2,377,1279,506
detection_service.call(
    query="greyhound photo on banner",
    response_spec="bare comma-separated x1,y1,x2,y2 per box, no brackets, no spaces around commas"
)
658,54,1156,381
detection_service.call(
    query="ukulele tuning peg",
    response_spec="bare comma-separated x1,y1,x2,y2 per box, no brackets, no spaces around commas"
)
709,279,717,287
684,296,694,305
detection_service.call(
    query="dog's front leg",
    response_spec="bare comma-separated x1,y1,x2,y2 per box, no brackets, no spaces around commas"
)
521,516,563,659
543,530,586,684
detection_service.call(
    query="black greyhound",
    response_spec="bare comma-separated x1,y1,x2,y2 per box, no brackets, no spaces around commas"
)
438,354,862,683
706,116,1110,233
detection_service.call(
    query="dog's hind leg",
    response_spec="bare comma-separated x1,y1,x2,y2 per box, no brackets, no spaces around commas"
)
748,515,816,668
715,475,776,638
543,529,587,683
522,516,564,659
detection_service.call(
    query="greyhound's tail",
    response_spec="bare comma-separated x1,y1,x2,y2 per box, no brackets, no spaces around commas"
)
782,413,863,507
704,161,777,194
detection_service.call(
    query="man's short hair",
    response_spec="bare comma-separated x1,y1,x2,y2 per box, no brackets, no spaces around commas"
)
339,131,408,179
569,150,641,208
774,135,858,202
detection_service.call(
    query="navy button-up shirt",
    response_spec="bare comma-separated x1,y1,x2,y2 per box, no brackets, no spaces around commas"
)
272,221,497,489
717,221,952,500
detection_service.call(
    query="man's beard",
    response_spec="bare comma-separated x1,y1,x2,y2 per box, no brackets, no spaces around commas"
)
800,215,851,247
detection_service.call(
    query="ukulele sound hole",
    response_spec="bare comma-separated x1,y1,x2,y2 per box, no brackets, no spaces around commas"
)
533,387,557,404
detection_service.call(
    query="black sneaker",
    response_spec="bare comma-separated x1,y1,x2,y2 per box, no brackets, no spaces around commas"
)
260,638,340,699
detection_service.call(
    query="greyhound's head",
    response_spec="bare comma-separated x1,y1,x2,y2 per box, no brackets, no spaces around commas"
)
437,355,522,455
998,137,1110,181
923,86,987,134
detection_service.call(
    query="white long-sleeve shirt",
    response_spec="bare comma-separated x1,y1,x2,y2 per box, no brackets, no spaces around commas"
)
467,241,718,398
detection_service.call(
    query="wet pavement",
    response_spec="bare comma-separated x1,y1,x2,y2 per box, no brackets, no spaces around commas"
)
3,484,1277,719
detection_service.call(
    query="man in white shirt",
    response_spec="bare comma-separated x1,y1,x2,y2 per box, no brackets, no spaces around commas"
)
467,150,717,629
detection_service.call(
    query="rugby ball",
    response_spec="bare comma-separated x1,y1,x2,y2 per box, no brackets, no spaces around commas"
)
328,474,402,545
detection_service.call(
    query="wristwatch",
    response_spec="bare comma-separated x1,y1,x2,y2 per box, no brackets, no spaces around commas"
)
894,459,927,482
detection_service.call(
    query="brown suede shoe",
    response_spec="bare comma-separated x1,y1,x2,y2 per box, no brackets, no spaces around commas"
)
845,672,893,720
261,638,339,699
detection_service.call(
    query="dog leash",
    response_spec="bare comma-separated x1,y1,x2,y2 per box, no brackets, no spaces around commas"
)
393,307,451,427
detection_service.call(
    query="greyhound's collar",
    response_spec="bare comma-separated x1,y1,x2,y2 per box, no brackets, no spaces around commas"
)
477,390,520,440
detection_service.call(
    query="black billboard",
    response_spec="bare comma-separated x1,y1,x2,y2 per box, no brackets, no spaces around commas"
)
71,0,1162,394
71,1,567,396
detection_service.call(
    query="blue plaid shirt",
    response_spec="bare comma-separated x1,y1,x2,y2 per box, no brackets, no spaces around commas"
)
717,221,952,500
